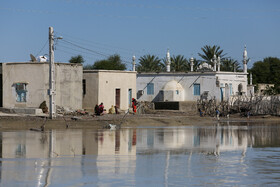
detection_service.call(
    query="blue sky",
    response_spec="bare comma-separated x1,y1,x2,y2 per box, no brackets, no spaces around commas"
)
1,0,279,70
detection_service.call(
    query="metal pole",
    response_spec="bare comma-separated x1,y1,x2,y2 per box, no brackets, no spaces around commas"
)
49,27,56,119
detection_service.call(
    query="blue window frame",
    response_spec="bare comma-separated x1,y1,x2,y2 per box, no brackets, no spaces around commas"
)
15,83,27,102
229,83,233,95
193,84,200,96
147,83,154,95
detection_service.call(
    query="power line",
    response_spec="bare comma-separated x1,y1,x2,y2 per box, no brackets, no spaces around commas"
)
57,40,132,65
57,43,104,58
55,31,142,54
60,39,109,58
35,39,49,57
56,48,99,63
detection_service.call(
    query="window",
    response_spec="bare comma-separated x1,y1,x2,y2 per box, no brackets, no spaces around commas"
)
83,79,86,95
229,83,233,95
193,84,200,96
15,83,27,102
147,83,154,95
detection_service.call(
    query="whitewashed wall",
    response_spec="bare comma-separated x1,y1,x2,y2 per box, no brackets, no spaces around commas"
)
137,72,248,102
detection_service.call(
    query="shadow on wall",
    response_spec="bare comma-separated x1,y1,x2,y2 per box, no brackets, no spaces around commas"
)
152,91,163,102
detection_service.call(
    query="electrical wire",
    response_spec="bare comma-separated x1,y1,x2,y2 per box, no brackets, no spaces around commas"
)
35,39,49,57
60,39,110,58
58,39,132,65
55,31,142,55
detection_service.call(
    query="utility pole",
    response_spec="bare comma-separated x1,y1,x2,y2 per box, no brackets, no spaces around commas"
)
49,27,56,119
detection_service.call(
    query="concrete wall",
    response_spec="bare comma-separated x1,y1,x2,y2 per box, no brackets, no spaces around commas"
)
83,70,137,111
55,63,83,110
82,72,99,110
2,62,83,110
137,72,248,102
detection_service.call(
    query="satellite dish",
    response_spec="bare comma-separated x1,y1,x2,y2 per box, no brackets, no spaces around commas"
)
30,54,37,62
37,56,48,62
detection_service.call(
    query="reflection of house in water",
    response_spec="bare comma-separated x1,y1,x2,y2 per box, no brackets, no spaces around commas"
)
137,126,249,154
0,129,137,186
82,129,137,156
82,129,137,185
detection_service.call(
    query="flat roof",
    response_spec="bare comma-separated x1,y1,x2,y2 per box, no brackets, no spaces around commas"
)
83,69,137,74
2,62,82,66
137,71,248,76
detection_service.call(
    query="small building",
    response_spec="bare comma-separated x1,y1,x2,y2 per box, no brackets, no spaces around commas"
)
255,83,274,96
83,70,136,112
137,47,251,104
0,62,83,113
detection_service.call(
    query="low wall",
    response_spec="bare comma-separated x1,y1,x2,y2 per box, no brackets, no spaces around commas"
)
154,101,197,113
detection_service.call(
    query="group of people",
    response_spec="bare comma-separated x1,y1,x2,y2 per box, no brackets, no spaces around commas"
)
94,102,105,116
94,98,138,116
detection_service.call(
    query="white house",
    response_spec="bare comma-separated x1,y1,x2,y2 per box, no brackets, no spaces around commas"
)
137,47,251,103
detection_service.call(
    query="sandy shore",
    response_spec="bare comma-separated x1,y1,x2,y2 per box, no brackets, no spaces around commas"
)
0,110,279,130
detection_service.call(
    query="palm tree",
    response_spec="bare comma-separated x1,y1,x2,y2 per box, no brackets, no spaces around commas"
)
170,55,189,72
136,55,164,72
198,45,226,66
221,58,240,72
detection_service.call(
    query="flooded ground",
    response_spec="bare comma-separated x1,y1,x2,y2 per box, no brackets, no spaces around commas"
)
0,121,280,186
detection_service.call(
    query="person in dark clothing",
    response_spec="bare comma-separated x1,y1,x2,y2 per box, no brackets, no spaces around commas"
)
114,106,119,114
95,104,100,116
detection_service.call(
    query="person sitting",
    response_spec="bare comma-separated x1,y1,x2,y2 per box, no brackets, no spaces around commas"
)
108,105,115,114
99,102,104,114
114,106,119,114
94,104,100,116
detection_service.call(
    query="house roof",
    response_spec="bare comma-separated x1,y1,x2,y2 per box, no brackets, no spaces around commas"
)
83,69,136,74
137,71,248,76
2,62,82,66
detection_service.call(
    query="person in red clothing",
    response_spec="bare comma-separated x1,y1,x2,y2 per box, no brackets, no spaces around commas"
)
99,102,104,114
132,98,137,114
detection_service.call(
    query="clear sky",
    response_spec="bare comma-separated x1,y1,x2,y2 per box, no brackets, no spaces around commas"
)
1,0,279,70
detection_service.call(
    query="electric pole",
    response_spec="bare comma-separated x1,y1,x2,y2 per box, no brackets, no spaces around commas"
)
49,26,56,119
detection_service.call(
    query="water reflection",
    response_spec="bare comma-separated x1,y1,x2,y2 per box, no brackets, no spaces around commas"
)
137,124,249,156
0,123,279,186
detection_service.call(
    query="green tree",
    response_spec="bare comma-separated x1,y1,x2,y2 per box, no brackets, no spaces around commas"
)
136,54,164,72
92,54,126,70
221,58,240,72
69,55,85,64
170,55,189,72
83,64,94,70
198,45,226,66
250,57,280,94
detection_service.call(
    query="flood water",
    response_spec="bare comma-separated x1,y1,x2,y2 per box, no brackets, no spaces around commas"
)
0,122,280,186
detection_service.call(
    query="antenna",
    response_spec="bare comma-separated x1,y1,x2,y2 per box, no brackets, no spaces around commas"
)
30,54,37,62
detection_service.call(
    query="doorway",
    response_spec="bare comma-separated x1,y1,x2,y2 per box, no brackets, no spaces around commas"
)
115,89,120,108
128,89,132,107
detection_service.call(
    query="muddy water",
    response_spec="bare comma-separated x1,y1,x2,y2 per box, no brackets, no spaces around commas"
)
0,122,280,186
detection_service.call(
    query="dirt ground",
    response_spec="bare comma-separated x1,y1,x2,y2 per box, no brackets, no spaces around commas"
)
0,110,279,131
